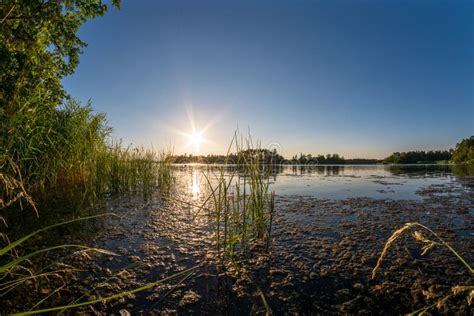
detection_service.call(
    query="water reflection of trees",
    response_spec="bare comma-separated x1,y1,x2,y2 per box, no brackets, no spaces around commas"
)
177,164,343,179
193,164,345,177
385,164,469,177
452,164,474,177
289,165,342,176
387,164,451,176
451,164,474,188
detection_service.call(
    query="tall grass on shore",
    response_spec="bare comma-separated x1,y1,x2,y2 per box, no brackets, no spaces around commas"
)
0,155,38,216
204,134,276,261
89,143,174,202
372,222,473,315
1,98,176,312
1,99,173,213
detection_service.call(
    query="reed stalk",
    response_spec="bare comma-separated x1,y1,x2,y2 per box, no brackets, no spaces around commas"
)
203,133,276,261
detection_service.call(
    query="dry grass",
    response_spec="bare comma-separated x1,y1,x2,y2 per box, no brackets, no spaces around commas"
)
372,222,473,315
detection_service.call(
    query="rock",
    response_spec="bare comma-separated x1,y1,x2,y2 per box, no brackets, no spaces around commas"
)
103,268,112,276
178,290,201,307
119,310,131,316
336,288,351,301
353,283,364,291
39,287,52,295
128,255,141,262
269,268,287,276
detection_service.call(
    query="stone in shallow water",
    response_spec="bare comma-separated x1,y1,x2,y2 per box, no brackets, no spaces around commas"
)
178,290,201,307
119,309,131,316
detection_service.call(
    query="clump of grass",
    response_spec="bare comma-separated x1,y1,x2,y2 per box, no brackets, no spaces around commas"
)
372,222,473,315
1,98,175,312
0,155,38,216
157,150,174,193
89,143,174,202
204,133,276,261
2,98,174,213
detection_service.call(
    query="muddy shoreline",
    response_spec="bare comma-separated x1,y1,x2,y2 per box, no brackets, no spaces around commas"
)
2,180,473,315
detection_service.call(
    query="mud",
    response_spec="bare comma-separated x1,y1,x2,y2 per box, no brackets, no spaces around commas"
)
1,180,473,315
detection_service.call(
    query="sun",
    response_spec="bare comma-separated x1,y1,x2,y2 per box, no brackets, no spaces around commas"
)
188,130,204,149
172,105,216,153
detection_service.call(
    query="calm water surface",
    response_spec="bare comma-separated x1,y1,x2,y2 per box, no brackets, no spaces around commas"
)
174,164,473,201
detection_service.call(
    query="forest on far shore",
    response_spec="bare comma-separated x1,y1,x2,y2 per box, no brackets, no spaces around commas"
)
171,136,474,165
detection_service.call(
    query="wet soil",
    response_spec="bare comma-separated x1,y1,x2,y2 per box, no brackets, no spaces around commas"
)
1,181,473,315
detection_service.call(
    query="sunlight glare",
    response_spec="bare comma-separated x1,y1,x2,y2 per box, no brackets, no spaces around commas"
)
191,169,201,200
188,130,204,149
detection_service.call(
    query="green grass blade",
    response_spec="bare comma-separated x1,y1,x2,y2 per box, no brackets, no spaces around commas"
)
0,213,115,257
0,245,114,274
11,265,200,315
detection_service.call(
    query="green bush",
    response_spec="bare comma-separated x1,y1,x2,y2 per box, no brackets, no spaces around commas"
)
450,136,474,163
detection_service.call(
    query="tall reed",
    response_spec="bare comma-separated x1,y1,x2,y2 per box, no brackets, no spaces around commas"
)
88,143,173,202
1,99,175,312
204,133,276,261
1,99,174,212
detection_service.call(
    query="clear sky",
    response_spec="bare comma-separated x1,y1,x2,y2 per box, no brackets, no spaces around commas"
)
63,0,474,159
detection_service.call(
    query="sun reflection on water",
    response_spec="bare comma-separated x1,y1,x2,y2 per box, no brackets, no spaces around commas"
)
190,169,201,200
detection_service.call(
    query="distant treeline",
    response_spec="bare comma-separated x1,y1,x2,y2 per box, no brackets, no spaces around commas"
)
173,136,474,165
382,150,452,164
288,153,377,164
172,150,377,165
382,136,474,164
173,149,285,164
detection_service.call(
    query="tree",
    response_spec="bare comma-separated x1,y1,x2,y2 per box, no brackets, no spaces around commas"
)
0,1,120,189
0,0,120,117
383,149,452,164
451,136,474,163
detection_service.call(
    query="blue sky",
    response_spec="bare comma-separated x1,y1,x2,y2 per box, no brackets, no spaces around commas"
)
63,0,473,159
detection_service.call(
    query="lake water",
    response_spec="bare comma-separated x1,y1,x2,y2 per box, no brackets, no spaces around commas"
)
174,164,473,201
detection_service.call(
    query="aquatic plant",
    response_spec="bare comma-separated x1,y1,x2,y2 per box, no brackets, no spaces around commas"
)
203,133,276,261
2,97,175,213
372,222,473,315
0,2,185,313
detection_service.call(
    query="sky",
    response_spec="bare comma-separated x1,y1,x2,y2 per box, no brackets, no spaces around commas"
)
62,0,474,159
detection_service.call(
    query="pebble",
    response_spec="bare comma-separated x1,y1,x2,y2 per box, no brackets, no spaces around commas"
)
119,310,131,316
